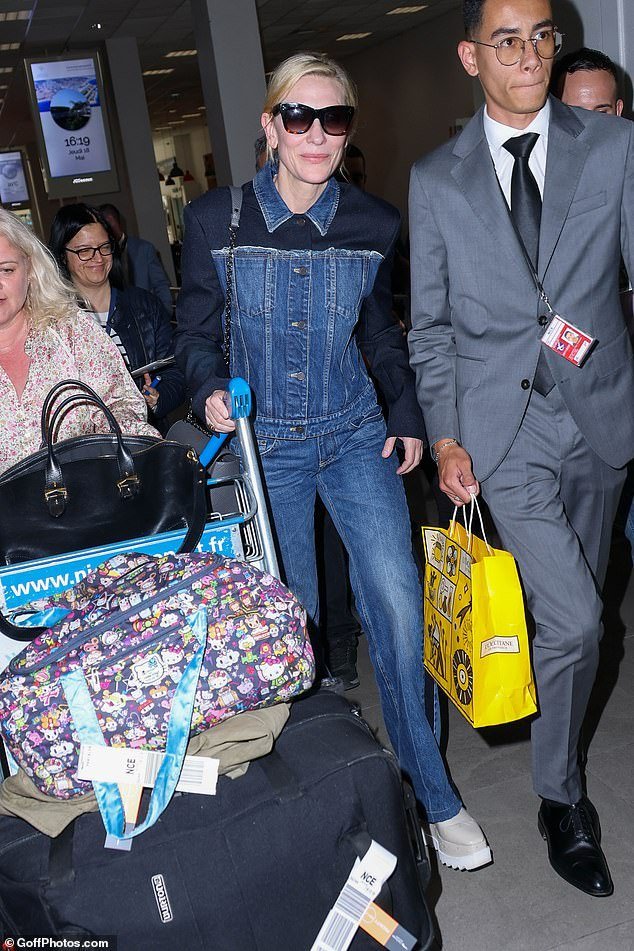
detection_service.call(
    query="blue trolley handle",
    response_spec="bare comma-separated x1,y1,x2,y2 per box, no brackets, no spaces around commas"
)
198,378,252,468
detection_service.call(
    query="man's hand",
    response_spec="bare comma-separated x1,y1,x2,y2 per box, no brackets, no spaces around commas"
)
435,442,479,504
382,436,423,475
205,390,236,433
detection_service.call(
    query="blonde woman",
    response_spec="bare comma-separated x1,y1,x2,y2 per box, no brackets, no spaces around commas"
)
176,53,490,870
0,208,155,475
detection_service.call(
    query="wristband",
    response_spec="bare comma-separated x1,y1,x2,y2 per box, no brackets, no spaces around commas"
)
431,438,459,463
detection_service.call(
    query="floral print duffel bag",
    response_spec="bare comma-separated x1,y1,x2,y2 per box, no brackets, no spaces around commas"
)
0,551,314,800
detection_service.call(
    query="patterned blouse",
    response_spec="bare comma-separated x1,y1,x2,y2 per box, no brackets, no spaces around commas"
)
0,310,157,475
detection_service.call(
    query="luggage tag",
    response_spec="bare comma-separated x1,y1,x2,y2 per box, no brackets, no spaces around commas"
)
311,841,397,951
360,903,417,951
540,313,596,367
78,744,220,851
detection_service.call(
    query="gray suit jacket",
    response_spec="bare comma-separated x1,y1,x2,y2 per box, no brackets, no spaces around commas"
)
409,95,634,481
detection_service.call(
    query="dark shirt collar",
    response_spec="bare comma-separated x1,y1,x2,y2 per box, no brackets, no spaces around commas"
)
253,162,340,236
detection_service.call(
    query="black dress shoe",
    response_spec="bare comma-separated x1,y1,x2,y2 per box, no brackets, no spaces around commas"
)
538,798,613,897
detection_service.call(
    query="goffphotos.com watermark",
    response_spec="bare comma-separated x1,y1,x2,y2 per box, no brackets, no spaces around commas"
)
2,938,117,950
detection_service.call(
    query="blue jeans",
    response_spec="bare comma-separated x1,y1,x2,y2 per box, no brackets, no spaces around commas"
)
257,410,461,822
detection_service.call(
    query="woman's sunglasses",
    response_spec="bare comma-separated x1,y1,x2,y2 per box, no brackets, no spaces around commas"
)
271,102,355,136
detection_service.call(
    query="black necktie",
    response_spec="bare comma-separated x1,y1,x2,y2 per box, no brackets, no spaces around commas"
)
503,132,541,267
503,132,554,396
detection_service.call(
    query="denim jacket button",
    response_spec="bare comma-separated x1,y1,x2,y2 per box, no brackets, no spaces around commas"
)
293,266,308,276
295,217,306,226
290,425,305,433
290,371,305,381
291,320,306,329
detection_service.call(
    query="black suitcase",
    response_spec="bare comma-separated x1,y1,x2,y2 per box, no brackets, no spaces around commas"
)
0,691,435,951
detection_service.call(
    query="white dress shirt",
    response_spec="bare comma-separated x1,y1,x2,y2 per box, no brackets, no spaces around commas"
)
483,100,550,205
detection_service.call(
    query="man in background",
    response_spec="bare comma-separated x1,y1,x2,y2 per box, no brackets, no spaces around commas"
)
100,203,173,316
551,46,624,116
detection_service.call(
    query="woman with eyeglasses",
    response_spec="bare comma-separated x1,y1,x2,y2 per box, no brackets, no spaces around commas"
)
49,204,185,431
0,208,156,475
176,52,490,870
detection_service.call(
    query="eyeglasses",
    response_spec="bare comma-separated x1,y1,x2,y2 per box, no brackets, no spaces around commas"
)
271,102,355,136
65,241,115,262
472,28,564,66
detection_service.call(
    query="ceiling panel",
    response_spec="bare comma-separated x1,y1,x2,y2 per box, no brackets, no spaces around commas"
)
0,0,459,145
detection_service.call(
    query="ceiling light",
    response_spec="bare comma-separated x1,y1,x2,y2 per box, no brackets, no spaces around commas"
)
0,43,20,51
154,126,171,131
0,68,13,75
198,106,206,110
165,50,197,58
336,33,371,41
387,5,428,13
0,10,30,21
142,68,175,76
169,159,184,177
168,120,185,125
182,113,200,119
91,22,102,30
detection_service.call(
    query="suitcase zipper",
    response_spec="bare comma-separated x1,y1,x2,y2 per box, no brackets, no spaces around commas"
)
16,559,217,675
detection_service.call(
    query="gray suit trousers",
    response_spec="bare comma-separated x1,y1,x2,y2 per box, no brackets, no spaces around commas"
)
482,386,625,803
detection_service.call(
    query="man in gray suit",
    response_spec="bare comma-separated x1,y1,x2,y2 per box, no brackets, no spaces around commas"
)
409,0,634,897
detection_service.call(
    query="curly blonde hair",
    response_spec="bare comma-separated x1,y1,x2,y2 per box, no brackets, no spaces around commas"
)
262,52,358,164
0,208,77,331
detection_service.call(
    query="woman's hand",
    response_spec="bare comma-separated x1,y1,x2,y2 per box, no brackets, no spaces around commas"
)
205,389,236,433
142,373,160,411
382,436,423,475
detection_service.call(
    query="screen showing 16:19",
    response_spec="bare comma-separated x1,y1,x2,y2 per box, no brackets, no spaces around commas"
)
30,57,112,179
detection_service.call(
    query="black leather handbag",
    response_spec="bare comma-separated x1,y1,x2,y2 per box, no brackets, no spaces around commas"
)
0,379,207,567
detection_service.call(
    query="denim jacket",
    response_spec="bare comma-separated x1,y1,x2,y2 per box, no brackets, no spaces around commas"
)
175,164,425,440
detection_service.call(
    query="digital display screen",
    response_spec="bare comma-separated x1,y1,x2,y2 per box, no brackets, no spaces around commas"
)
26,54,119,198
0,151,29,207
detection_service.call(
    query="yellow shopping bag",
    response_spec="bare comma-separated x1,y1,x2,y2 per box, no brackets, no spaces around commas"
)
422,499,537,728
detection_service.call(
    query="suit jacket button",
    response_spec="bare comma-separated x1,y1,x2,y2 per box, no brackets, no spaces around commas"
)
521,379,530,390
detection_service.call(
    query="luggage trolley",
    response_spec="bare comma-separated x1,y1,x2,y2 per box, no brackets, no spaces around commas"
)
0,378,279,678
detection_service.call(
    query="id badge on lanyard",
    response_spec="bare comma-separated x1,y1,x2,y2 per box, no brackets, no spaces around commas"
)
540,313,596,367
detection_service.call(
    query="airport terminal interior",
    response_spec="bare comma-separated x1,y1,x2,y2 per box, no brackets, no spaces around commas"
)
0,1,632,949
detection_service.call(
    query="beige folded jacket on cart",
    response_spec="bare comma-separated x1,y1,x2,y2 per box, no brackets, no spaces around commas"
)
0,702,290,837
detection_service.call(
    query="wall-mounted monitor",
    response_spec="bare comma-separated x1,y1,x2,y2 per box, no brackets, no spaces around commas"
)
25,53,119,199
0,149,31,210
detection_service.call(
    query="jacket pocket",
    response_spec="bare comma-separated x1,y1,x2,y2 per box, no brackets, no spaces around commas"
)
590,327,633,379
325,253,365,318
567,191,607,220
456,353,485,390
234,252,273,318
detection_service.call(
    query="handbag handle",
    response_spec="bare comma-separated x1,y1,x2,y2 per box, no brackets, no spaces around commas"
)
61,605,208,840
41,379,118,443
40,380,139,517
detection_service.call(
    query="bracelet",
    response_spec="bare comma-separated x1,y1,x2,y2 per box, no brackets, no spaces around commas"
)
432,438,459,463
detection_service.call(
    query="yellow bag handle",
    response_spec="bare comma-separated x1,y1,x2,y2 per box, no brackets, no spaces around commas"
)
449,495,493,556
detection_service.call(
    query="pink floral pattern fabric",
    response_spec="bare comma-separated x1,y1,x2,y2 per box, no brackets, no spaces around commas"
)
0,311,157,475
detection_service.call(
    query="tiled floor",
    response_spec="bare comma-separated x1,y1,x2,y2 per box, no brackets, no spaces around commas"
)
346,515,634,951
